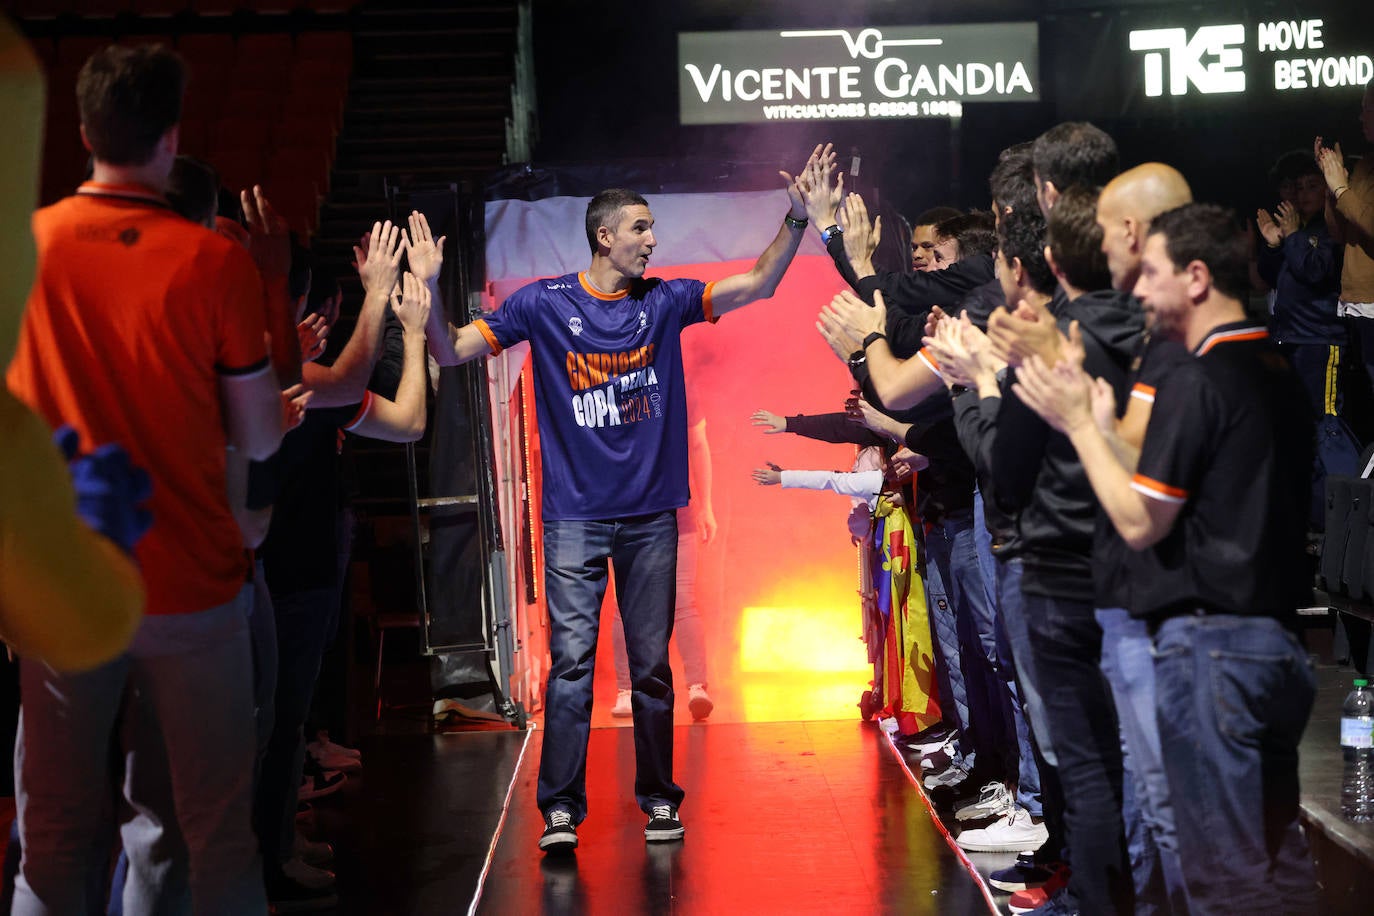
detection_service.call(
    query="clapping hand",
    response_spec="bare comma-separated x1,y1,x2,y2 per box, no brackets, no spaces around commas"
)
818,289,887,363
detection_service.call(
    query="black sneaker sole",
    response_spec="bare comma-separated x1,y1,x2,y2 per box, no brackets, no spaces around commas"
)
539,830,578,852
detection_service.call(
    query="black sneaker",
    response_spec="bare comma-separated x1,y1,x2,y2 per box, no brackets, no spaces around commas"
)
990,852,1055,892
539,808,578,852
644,804,685,842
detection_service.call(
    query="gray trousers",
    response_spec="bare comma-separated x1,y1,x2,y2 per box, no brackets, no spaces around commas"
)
13,586,266,916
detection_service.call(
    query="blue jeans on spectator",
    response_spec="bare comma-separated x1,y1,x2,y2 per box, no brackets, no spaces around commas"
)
1152,615,1317,915
538,511,684,822
1023,593,1132,915
923,531,973,770
993,559,1044,819
1096,607,1187,915
14,588,265,916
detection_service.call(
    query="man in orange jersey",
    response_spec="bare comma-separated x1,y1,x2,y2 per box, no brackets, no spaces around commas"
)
6,44,287,914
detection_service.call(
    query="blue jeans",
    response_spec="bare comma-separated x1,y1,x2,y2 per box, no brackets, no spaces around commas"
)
14,588,265,915
1096,607,1186,915
538,511,684,822
612,521,707,689
923,525,973,770
994,559,1044,818
1023,593,1132,915
1152,615,1317,915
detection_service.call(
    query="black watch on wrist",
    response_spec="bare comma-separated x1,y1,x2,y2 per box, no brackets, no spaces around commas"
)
821,224,843,246
847,349,866,372
862,331,886,350
784,214,808,230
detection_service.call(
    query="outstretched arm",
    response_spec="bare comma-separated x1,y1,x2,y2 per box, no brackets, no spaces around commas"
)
303,221,403,407
708,144,821,316
351,272,432,442
818,290,944,410
402,209,497,367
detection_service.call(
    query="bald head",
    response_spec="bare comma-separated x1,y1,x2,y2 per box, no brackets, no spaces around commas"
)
1097,163,1193,291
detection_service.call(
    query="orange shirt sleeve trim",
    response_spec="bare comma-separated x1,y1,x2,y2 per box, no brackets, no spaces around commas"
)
703,281,718,323
473,318,503,356
344,391,375,431
1130,383,1156,403
916,347,943,378
1129,473,1188,504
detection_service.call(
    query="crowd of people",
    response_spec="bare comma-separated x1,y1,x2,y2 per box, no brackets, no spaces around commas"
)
2,42,456,913
4,22,1373,915
741,81,1373,916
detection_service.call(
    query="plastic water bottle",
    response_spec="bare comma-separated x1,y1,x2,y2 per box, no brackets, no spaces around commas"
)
1341,678,1374,822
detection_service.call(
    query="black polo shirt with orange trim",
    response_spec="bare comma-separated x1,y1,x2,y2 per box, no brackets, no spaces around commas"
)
1128,322,1314,623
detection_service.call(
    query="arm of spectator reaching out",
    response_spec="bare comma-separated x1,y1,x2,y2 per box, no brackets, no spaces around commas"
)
817,290,944,410
401,210,497,367
401,209,461,368
349,273,431,442
303,221,402,407
706,144,826,317
241,185,302,387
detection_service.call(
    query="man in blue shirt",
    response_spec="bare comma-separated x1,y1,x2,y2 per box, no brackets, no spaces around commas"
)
424,152,820,851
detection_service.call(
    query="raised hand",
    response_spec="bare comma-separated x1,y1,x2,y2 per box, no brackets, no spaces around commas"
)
240,185,291,278
297,313,329,362
1276,200,1301,237
801,145,845,228
1256,208,1283,247
752,462,784,485
403,210,447,285
354,220,404,298
1314,138,1349,194
750,409,787,434
841,193,881,272
391,271,433,333
780,142,831,220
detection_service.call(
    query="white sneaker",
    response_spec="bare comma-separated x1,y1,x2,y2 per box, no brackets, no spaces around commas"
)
955,782,1013,822
955,805,1049,852
295,829,334,866
687,684,714,721
281,855,335,890
611,689,633,718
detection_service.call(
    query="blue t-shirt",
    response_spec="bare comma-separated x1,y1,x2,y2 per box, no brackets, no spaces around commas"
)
476,272,714,521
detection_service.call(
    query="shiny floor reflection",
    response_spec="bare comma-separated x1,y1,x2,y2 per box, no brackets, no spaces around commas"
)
479,720,990,915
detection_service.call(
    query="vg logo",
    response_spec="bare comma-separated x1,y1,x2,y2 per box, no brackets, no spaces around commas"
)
1128,24,1246,97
